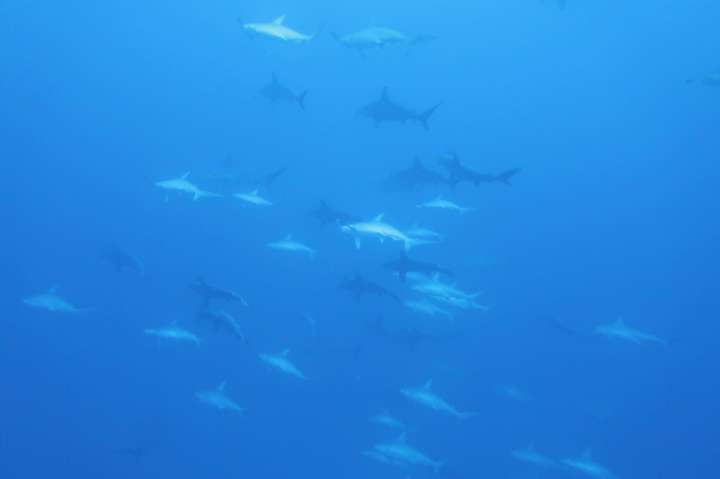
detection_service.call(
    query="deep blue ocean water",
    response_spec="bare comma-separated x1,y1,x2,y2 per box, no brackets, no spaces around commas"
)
2,1,719,477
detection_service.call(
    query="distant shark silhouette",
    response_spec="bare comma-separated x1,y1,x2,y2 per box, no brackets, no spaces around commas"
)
439,153,521,187
260,73,307,110
101,245,144,275
190,278,248,308
340,274,400,303
383,253,453,282
311,200,359,226
382,157,450,192
358,87,440,130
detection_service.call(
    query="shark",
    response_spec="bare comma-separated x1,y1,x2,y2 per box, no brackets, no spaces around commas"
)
383,253,452,282
371,433,443,473
439,153,521,187
594,318,666,346
311,200,359,226
196,309,248,344
191,277,248,308
411,274,485,310
340,274,400,303
405,224,443,242
370,410,406,430
512,444,558,469
417,196,474,214
254,167,287,190
341,214,431,252
242,15,314,42
331,27,407,52
404,298,453,320
23,287,92,314
401,380,475,419
562,451,618,479
358,87,440,130
155,172,221,201
259,349,307,380
267,235,316,259
144,323,201,345
234,189,272,206
196,381,244,414
382,157,450,192
260,73,307,110
101,246,144,275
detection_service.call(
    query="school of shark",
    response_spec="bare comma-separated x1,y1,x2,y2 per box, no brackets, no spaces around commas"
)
16,3,708,478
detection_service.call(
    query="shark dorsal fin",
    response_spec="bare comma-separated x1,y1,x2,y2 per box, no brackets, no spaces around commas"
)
423,379,433,390
281,349,290,357
435,194,444,201
284,234,293,241
48,285,58,294
181,171,191,179
218,381,227,392
395,432,407,444
380,87,389,101
373,213,385,222
251,189,259,195
272,15,286,25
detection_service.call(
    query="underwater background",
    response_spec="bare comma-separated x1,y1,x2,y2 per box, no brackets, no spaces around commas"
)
1,0,719,477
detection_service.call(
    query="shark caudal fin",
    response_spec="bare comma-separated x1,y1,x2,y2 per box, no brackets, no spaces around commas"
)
418,103,441,130
495,168,522,186
297,90,308,110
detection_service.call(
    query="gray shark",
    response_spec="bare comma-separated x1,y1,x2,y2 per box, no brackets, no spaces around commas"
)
595,318,666,346
260,73,307,110
242,15,314,42
401,380,476,419
267,234,316,259
382,157,450,192
311,200,359,227
417,195,474,214
196,381,244,414
259,349,307,380
332,27,407,52
23,287,92,314
340,274,400,303
383,253,452,282
190,277,248,308
197,309,248,344
155,172,221,201
371,433,443,473
370,410,406,430
358,87,440,130
144,324,201,345
562,451,618,479
101,245,144,275
512,443,558,469
439,153,522,187
341,214,432,251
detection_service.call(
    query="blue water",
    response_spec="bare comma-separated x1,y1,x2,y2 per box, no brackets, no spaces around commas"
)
2,1,719,477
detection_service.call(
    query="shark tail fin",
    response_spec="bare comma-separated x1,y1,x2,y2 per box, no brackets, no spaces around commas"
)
495,168,522,186
297,90,308,110
419,103,441,130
